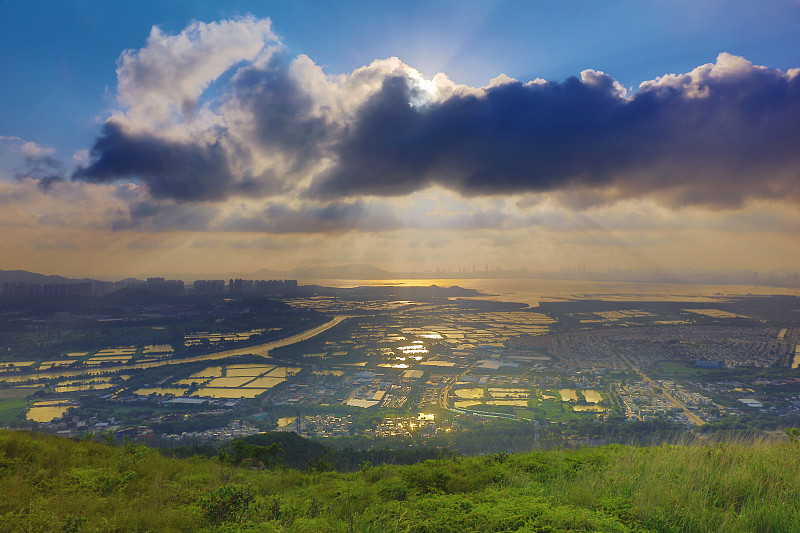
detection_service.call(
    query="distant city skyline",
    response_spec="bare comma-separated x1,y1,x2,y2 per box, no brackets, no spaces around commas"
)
1,1,799,278
2,264,799,291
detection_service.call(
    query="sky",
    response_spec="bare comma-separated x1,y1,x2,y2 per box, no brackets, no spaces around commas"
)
1,0,800,280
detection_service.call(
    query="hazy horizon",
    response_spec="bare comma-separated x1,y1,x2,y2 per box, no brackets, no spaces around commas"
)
4,263,800,287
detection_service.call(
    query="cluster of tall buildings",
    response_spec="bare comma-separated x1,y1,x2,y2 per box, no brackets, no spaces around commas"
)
145,277,185,297
1,280,117,297
192,279,226,295
1,277,297,298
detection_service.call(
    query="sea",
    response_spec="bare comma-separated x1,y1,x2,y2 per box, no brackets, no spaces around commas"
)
298,277,800,308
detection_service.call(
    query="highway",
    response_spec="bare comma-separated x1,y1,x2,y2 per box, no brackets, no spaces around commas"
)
5,315,350,382
197,315,350,360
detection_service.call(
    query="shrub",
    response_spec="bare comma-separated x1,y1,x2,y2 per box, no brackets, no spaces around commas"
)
201,484,255,524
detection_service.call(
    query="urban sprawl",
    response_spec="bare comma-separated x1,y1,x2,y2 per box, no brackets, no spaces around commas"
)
2,279,800,449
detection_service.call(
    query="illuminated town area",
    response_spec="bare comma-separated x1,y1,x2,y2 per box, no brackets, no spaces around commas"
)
2,282,800,449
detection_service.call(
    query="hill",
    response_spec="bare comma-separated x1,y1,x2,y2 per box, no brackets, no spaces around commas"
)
0,268,87,285
1,429,799,532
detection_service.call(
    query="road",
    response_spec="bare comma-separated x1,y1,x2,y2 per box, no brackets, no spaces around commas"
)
617,352,706,426
197,315,350,360
6,315,350,382
438,363,476,410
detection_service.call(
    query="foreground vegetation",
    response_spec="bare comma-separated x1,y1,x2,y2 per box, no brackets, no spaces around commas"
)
2,430,800,532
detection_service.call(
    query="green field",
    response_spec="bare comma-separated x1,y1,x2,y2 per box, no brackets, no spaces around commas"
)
2,429,800,532
0,388,34,425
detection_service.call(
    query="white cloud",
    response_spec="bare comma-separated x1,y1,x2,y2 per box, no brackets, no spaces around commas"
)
580,69,628,99
637,52,773,97
115,15,278,131
486,73,517,88
20,141,55,157
72,149,90,164
0,136,54,157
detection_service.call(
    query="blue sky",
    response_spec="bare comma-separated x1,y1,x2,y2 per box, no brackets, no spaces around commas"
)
1,1,800,278
4,0,799,156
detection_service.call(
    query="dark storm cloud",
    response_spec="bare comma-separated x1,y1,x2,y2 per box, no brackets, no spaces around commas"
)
313,74,636,197
72,122,259,202
15,154,65,190
75,50,800,209
311,58,800,207
231,55,331,171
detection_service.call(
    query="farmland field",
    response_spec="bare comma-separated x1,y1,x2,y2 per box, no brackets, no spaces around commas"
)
455,388,484,399
560,389,578,402
583,390,603,403
26,400,74,422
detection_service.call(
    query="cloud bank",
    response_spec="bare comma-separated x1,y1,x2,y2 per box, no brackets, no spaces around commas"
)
72,17,800,212
315,57,800,208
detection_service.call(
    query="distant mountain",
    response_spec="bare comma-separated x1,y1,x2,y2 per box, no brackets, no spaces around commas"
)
0,269,88,284
242,267,288,279
117,277,145,285
292,263,389,279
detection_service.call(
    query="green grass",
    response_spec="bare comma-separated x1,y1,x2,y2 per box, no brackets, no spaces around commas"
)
2,430,800,532
513,408,539,420
0,388,34,425
0,398,28,425
528,398,580,423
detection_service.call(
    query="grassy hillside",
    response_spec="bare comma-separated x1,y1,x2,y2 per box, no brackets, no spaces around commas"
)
1,430,799,532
